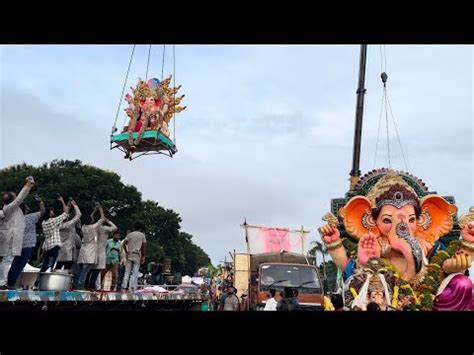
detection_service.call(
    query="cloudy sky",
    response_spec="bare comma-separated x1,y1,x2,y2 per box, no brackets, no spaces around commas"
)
0,45,473,267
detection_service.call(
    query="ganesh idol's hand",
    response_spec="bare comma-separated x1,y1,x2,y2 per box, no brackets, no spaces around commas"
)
124,108,134,118
397,295,414,310
357,233,381,265
442,250,472,274
318,224,348,271
318,224,340,244
461,221,474,243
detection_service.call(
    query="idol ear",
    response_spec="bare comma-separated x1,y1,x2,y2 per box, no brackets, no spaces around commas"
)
339,196,379,240
416,195,458,244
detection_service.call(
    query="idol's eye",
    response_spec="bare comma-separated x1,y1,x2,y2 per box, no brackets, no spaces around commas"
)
409,217,416,223
382,218,392,224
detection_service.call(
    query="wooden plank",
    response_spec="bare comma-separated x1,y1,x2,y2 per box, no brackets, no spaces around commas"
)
234,253,250,297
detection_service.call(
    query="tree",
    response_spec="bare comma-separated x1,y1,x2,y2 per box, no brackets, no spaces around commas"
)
0,160,211,275
319,260,338,293
0,160,143,230
309,240,328,277
207,264,220,279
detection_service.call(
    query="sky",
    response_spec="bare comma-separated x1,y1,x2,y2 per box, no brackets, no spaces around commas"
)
0,45,473,269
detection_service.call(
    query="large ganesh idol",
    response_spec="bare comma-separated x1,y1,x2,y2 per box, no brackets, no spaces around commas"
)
319,169,474,310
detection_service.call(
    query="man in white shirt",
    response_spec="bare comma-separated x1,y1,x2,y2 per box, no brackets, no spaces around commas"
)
0,177,34,289
73,204,105,290
264,288,278,311
56,200,82,270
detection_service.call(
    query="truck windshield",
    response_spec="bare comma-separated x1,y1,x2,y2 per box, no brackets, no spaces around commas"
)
259,264,321,293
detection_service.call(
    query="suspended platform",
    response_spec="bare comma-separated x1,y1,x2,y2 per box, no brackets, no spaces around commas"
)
111,131,177,160
0,290,202,311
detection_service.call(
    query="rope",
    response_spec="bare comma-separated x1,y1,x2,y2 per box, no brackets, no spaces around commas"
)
374,44,386,168
113,45,136,132
173,45,176,144
373,90,385,169
376,44,409,171
384,88,391,168
386,94,409,171
145,45,152,80
161,44,166,80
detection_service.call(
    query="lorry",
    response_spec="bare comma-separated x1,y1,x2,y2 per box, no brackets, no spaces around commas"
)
234,251,324,311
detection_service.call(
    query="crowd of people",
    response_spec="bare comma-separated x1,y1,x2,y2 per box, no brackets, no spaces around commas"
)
198,274,304,311
196,270,390,311
0,177,147,292
197,275,245,311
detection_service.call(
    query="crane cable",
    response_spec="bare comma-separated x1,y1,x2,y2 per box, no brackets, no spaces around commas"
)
373,45,409,171
384,76,391,168
113,45,136,133
145,44,152,80
373,90,385,169
161,44,166,81
173,45,176,144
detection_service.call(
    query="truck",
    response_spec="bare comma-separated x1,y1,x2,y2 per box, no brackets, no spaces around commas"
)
234,251,324,311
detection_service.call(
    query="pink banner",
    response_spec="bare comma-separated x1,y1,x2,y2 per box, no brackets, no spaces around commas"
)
245,225,309,255
261,228,290,253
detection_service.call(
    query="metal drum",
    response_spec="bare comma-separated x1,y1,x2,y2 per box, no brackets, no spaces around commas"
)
39,271,73,291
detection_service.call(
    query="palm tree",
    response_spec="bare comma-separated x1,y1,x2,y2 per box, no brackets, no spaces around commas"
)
309,240,328,280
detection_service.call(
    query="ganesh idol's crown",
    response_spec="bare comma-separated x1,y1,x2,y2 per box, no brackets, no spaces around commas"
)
365,172,420,209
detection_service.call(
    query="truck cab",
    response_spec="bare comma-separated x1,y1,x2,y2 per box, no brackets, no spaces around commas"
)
234,252,324,311
255,262,323,310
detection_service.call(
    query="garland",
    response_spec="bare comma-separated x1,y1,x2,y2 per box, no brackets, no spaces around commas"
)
343,240,462,310
414,239,461,310
383,240,461,310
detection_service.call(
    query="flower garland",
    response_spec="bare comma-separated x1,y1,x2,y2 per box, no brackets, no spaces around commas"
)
382,240,461,310
414,239,461,310
342,239,462,310
391,285,399,308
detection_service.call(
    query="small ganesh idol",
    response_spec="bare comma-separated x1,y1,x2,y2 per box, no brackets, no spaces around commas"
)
346,257,394,311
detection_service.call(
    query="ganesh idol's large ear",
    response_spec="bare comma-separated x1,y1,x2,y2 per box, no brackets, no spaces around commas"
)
339,196,379,240
417,195,458,244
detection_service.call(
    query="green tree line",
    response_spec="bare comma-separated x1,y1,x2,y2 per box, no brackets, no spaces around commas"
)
0,160,210,276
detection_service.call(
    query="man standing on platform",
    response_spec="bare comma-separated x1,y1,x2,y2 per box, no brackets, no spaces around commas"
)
102,230,121,291
121,222,146,292
86,208,118,291
73,204,105,290
6,195,45,289
56,199,82,271
0,177,35,290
